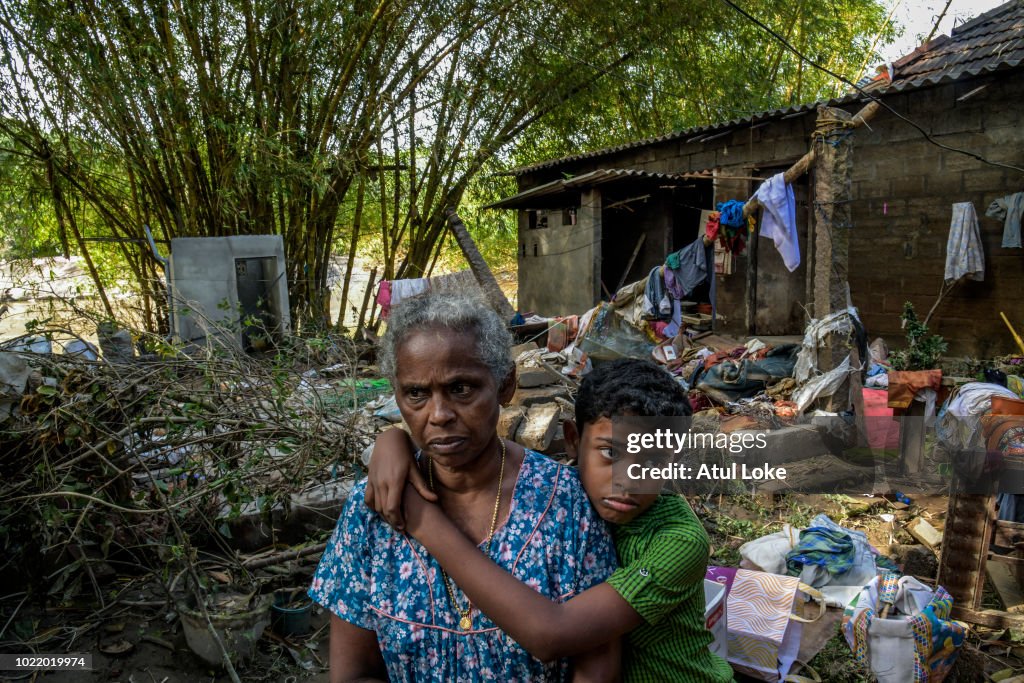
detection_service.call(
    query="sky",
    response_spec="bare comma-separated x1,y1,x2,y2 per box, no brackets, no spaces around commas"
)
880,0,1008,62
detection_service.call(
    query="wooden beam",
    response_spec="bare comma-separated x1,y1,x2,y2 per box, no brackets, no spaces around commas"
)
445,207,516,321
951,606,1024,629
745,222,759,335
741,100,881,219
615,233,646,293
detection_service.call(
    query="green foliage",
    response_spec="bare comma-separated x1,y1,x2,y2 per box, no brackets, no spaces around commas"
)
0,0,899,332
0,141,62,259
504,0,897,168
890,302,947,371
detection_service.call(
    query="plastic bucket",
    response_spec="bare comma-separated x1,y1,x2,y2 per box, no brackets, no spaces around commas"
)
271,589,313,638
704,579,728,659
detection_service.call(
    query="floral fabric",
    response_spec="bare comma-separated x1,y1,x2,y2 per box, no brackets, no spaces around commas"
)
309,450,616,682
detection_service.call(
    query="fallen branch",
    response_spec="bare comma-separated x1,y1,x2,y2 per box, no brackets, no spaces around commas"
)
241,543,328,570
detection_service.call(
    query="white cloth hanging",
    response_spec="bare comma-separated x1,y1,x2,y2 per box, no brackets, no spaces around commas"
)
944,202,984,284
753,173,800,272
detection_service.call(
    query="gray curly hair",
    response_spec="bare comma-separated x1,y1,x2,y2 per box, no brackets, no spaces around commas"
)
378,290,514,383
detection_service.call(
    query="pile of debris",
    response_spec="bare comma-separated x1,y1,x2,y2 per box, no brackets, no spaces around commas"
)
0,326,382,606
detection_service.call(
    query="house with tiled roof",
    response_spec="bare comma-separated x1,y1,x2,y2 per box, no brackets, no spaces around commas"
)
494,0,1024,356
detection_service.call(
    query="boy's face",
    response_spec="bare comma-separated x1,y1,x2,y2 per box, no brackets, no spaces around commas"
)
568,416,659,525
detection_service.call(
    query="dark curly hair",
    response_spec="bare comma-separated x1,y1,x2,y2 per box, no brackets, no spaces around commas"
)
575,358,691,426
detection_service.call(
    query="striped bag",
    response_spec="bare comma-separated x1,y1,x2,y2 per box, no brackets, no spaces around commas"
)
842,573,965,682
707,567,825,682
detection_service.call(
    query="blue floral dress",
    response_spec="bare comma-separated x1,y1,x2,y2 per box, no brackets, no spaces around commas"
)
309,449,616,682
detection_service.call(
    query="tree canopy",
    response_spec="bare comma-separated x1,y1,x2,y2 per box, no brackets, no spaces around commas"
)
0,0,895,332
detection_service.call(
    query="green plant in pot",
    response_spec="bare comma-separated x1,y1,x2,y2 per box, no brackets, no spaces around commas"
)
890,302,947,371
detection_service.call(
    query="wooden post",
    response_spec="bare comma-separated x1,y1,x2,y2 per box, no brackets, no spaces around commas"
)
745,223,759,335
813,106,857,410
898,400,927,474
445,207,516,321
356,266,377,334
579,188,603,308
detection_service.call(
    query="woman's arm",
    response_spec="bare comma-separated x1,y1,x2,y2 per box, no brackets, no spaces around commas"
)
364,428,435,531
403,486,642,662
328,614,388,683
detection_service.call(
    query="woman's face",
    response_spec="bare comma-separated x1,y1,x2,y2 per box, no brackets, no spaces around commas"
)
393,326,513,470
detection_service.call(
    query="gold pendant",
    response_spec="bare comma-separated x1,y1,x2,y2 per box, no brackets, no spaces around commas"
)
459,615,472,630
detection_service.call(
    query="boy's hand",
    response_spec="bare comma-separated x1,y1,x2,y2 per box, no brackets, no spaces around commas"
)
400,482,444,539
364,428,437,531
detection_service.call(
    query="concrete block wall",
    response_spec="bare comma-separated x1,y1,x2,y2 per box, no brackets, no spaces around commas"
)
849,72,1024,357
517,200,598,316
515,72,1024,355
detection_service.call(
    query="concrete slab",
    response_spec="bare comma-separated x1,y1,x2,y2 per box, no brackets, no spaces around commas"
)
169,235,290,349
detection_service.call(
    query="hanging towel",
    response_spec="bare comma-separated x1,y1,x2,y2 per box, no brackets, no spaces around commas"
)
945,202,985,284
753,173,800,272
985,192,1024,248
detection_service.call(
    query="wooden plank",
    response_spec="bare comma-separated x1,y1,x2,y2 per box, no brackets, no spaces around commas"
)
987,554,1024,567
950,606,1024,629
938,492,996,612
899,400,927,474
994,520,1024,549
745,216,759,335
614,233,646,293
445,207,516,321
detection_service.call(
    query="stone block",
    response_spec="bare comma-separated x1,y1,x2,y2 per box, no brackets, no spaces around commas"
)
510,341,539,360
962,167,1007,192
511,384,569,407
517,366,555,388
498,405,526,440
547,424,566,454
515,403,561,452
906,517,943,550
901,152,940,178
889,174,925,196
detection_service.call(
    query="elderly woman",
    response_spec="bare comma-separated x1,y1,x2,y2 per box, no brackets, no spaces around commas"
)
309,292,617,682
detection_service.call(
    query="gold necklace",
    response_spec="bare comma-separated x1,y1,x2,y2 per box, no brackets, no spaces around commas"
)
427,437,506,631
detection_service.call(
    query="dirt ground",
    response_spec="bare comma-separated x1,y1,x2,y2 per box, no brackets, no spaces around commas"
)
5,492,1016,683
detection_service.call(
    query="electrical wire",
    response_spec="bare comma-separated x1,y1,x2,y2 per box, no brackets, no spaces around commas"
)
719,0,1024,174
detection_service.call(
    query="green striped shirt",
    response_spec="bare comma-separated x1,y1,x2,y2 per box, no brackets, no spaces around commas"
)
607,495,734,682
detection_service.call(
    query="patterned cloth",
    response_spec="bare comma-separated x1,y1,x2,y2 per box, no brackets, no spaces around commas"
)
608,496,733,683
843,573,965,683
785,525,855,579
945,202,985,284
309,450,616,682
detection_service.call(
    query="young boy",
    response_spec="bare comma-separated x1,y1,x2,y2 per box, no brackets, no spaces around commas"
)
367,358,733,682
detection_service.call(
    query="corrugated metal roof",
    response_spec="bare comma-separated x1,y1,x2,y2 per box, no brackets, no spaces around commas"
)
507,0,1024,177
484,168,701,209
